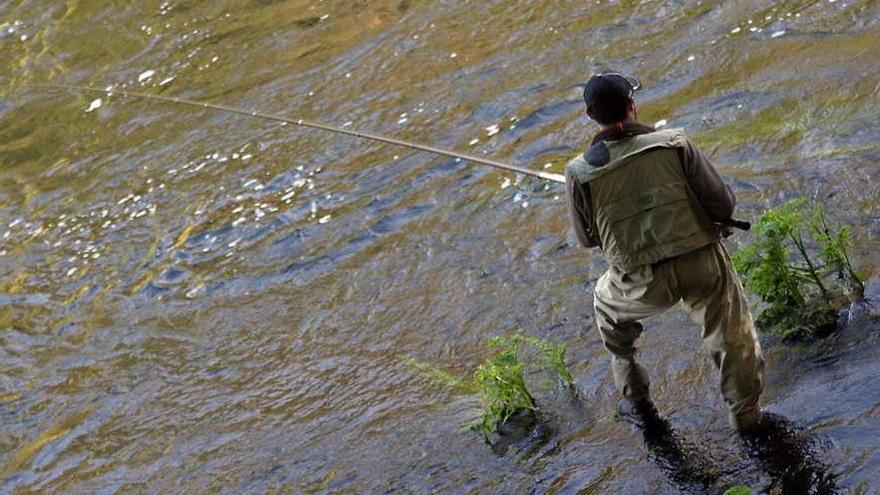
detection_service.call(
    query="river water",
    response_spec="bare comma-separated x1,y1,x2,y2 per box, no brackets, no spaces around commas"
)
2,1,880,493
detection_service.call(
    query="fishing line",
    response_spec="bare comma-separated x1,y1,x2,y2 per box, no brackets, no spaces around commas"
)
34,83,566,183
33,83,749,230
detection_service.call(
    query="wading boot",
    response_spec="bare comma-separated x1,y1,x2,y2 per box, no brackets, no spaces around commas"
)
731,409,764,434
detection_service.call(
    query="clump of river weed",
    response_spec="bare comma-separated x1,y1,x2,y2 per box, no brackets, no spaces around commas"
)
732,198,865,341
404,332,575,442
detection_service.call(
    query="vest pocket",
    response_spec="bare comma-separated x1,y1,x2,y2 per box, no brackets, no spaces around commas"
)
599,182,704,255
603,182,689,222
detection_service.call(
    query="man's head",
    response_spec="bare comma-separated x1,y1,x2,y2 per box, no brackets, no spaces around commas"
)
583,72,642,126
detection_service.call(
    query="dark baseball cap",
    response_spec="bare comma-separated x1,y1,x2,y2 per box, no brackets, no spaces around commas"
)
583,72,642,123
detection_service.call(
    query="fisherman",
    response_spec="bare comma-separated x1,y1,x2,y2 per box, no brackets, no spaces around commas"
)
565,72,765,431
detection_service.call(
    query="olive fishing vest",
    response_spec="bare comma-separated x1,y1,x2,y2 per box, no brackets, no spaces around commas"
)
567,129,719,272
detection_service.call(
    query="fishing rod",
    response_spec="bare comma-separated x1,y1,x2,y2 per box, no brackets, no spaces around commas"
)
34,83,566,183
35,83,750,231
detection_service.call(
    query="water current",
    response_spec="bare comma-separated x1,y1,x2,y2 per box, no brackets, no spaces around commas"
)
1,1,880,493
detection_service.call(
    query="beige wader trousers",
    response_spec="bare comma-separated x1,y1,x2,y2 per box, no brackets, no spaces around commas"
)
594,242,765,429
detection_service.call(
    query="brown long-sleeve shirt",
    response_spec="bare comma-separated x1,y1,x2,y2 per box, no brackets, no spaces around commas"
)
566,134,736,249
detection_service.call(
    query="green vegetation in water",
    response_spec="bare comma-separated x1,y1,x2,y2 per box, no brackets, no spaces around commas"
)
732,198,864,341
722,486,753,495
400,356,476,393
810,202,865,297
471,336,538,438
405,332,575,440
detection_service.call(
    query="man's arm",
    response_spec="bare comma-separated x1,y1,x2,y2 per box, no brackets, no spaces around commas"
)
679,138,736,222
565,165,601,248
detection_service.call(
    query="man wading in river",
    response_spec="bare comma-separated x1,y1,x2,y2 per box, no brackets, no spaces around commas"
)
565,72,765,431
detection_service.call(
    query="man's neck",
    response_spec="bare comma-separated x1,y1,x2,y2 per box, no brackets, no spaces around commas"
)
598,118,636,132
591,121,656,145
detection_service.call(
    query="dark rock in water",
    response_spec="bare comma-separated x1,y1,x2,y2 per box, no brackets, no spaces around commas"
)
494,409,537,439
757,302,839,344
844,297,875,328
488,410,557,456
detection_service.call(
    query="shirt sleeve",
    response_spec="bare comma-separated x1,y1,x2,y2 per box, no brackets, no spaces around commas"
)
565,165,601,248
679,138,736,222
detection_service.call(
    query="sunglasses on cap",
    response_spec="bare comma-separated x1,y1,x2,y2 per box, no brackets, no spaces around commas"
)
594,71,642,97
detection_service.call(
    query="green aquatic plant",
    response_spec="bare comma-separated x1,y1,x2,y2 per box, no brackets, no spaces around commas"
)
732,198,861,340
732,199,806,309
722,486,753,495
809,202,865,299
471,338,537,437
490,333,575,388
400,356,475,393
404,332,575,439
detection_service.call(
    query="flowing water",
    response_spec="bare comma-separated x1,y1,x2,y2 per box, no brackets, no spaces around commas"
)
2,0,880,493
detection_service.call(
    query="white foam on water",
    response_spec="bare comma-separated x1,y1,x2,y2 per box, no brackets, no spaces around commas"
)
85,99,102,113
